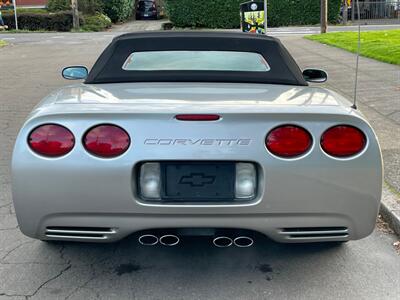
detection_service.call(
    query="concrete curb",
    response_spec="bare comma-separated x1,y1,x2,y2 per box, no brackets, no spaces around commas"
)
380,185,400,237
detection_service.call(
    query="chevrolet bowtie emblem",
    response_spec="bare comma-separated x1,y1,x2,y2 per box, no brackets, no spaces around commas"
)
179,173,216,187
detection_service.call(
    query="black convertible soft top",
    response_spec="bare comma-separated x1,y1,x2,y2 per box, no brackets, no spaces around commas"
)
85,31,307,86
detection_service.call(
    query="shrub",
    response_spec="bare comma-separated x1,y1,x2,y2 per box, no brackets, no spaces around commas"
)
101,0,134,23
78,0,103,15
82,13,112,31
2,11,83,31
165,0,342,28
48,0,103,15
47,0,69,12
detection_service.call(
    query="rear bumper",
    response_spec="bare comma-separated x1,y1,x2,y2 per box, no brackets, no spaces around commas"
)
12,111,383,243
136,11,157,18
32,212,361,243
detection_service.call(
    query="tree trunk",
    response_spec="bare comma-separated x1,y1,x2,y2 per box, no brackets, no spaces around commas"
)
71,0,79,30
321,0,328,33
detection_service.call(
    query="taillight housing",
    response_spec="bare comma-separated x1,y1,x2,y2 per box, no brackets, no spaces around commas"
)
321,125,366,158
266,125,312,158
28,124,75,157
83,124,130,158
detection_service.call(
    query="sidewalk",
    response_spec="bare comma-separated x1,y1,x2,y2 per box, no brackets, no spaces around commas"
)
266,24,400,36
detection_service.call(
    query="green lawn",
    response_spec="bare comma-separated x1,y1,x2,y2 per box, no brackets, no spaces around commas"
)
0,40,7,48
305,29,400,65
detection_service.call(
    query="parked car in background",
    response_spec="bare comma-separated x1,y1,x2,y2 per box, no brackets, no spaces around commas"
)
136,0,163,20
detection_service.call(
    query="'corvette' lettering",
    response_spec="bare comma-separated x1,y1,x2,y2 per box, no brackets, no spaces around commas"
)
144,139,252,146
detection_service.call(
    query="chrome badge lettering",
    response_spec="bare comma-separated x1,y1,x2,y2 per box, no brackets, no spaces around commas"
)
144,139,252,146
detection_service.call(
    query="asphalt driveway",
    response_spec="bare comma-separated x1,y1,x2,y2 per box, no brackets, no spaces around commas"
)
0,32,399,299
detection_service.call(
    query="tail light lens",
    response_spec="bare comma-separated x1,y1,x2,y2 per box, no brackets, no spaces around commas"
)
266,125,312,158
321,125,366,157
28,124,75,157
83,124,130,158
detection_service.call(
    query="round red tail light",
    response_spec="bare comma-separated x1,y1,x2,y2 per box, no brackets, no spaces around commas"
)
83,124,130,158
28,124,75,157
266,125,312,158
321,125,366,157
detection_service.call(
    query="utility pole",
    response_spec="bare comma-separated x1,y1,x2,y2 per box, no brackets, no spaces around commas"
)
343,0,348,25
264,0,267,33
320,0,328,33
71,0,79,30
13,0,18,30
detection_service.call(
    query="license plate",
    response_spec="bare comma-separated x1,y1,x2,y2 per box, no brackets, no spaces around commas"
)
161,162,235,201
144,14,149,17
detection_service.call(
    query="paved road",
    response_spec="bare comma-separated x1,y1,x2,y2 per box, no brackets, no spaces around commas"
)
0,29,399,299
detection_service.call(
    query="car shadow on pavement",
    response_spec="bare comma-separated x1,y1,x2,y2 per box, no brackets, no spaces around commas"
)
42,233,345,283
4,231,398,299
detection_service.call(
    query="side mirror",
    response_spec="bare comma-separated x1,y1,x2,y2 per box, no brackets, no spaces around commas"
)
302,69,328,83
62,66,88,80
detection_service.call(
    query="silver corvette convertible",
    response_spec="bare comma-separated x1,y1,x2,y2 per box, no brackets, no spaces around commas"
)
12,32,382,246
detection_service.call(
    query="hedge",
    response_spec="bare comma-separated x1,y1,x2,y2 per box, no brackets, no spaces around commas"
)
165,0,242,28
268,0,342,27
165,0,342,28
2,11,83,31
102,0,134,23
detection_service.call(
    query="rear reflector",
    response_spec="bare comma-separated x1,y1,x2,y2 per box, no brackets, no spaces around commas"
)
28,124,75,157
175,114,220,121
83,124,130,158
266,125,312,158
321,125,366,157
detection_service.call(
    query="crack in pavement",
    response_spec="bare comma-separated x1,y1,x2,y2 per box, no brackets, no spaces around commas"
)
0,226,19,231
0,241,35,261
26,264,72,299
0,293,30,299
64,244,119,299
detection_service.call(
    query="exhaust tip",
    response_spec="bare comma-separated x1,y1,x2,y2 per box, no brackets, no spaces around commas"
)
138,234,158,246
213,236,233,248
234,236,254,248
159,234,180,246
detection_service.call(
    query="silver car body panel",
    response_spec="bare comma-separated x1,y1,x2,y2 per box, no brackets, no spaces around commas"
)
12,82,383,243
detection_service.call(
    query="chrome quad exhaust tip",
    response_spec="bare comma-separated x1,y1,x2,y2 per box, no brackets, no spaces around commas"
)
213,236,233,248
159,234,180,246
138,234,159,246
233,236,254,248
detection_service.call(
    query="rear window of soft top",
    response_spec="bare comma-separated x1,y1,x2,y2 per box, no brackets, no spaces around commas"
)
122,51,271,72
